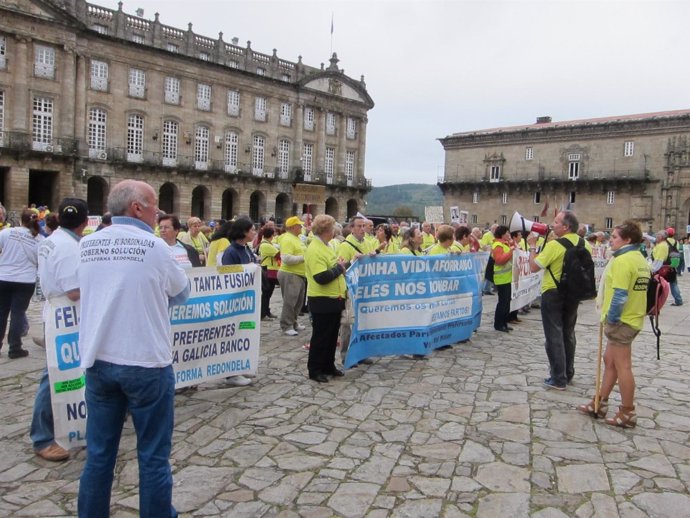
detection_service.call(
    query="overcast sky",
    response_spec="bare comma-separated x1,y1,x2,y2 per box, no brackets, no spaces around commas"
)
98,0,690,187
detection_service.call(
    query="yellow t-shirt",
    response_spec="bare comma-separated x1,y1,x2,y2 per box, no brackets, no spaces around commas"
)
259,240,280,270
450,242,470,253
380,241,399,255
207,238,230,267
479,231,494,250
535,233,587,293
422,232,436,250
337,234,372,263
399,247,422,256
427,243,451,256
652,240,669,263
306,238,347,298
279,232,306,276
601,249,650,330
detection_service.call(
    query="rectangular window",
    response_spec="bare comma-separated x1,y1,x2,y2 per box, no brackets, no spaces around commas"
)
164,77,180,105
607,191,615,205
280,103,292,126
256,67,265,76
34,45,56,79
303,143,313,180
489,165,501,182
131,33,145,44
278,139,290,179
90,60,108,91
325,147,335,183
91,24,108,35
252,134,265,175
568,161,580,180
501,192,508,205
569,191,576,204
227,90,240,117
326,112,336,135
568,153,581,161
346,151,355,185
199,52,210,61
525,147,533,160
197,83,211,111
304,107,315,131
162,120,178,167
224,131,238,173
194,126,209,170
346,117,357,139
166,43,178,53
228,60,239,69
624,141,634,157
471,214,478,225
129,68,146,98
32,96,53,150
87,108,107,158
472,192,479,204
533,216,540,223
126,113,143,162
605,217,613,230
501,215,507,225
254,96,267,122
533,191,541,204
281,73,290,82
0,36,6,70
0,90,4,147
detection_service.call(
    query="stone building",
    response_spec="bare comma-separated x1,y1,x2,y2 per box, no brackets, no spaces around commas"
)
438,110,690,236
0,0,374,223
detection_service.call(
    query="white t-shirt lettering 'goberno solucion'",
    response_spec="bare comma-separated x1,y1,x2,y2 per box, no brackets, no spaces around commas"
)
77,217,189,369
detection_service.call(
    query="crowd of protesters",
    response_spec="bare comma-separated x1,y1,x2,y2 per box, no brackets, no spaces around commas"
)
0,183,688,516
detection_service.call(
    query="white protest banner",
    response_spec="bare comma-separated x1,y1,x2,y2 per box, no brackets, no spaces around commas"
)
684,245,690,273
46,296,86,450
510,249,543,311
450,206,460,224
425,206,444,224
170,264,261,388
459,210,468,225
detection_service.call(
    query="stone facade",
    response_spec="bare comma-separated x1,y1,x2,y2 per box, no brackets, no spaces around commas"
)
438,111,690,235
0,0,374,223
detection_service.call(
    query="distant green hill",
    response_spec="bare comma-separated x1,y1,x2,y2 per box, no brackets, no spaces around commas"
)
366,184,442,220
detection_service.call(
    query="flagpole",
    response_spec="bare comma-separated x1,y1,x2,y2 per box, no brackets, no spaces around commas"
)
330,13,334,55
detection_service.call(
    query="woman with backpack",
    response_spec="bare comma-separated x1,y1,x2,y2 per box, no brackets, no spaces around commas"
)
578,220,650,428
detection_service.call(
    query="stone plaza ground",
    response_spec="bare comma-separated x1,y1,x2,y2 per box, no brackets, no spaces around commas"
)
1,276,689,517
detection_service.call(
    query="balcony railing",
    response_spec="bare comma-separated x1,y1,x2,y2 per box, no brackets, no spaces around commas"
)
0,131,78,155
439,167,652,185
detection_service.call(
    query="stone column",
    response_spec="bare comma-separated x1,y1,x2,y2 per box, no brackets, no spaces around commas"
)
295,104,304,173
357,118,368,184
12,36,30,131
74,50,87,146
337,113,346,180
60,46,76,137
316,110,326,178
8,166,30,212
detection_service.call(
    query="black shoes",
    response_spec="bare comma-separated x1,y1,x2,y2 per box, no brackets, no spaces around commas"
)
330,369,345,377
8,348,29,359
494,326,514,333
310,374,329,383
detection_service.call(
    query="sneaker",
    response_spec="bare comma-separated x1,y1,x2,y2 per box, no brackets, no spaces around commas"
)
543,377,566,391
8,348,29,359
36,443,69,462
226,375,252,386
671,302,683,306
295,324,306,331
284,329,299,336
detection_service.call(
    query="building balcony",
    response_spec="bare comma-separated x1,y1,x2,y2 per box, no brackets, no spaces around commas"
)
0,131,79,157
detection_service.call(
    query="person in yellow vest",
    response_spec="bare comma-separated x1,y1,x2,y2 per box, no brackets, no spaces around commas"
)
491,226,515,332
363,219,377,251
390,222,402,249
374,224,399,254
421,222,436,251
399,227,423,256
427,225,454,255
451,226,471,253
578,220,650,428
480,224,498,295
278,216,308,336
179,217,209,266
305,214,349,383
259,226,280,320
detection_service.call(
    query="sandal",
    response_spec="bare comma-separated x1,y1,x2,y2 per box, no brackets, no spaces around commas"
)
577,397,609,418
605,405,637,428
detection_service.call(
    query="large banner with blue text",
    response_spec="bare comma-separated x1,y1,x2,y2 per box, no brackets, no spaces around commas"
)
171,264,261,388
343,254,487,368
47,264,261,448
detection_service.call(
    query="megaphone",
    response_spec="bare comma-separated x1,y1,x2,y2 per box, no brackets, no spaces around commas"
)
509,212,548,236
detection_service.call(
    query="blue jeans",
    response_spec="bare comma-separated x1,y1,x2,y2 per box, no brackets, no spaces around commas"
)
78,361,177,518
540,289,579,386
670,279,683,305
30,368,55,450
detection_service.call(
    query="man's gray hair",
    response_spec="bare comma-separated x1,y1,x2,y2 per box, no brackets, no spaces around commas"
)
561,211,579,233
107,180,149,216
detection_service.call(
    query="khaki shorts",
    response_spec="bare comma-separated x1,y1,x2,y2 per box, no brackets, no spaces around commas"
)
604,321,640,347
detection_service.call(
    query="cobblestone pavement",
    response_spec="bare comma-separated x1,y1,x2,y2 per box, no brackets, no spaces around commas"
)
1,276,689,518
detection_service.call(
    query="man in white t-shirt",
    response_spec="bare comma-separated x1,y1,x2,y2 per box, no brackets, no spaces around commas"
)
77,180,189,518
31,198,88,462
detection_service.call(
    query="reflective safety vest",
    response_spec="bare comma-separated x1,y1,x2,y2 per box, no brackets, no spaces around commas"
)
491,241,512,285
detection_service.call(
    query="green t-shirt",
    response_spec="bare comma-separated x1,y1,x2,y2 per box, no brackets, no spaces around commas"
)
535,233,589,293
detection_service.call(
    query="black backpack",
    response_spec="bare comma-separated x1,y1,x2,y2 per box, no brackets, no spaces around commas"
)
547,237,597,302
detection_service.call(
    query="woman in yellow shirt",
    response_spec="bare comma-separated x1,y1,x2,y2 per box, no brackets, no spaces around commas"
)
399,227,423,256
259,227,280,320
207,221,232,267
